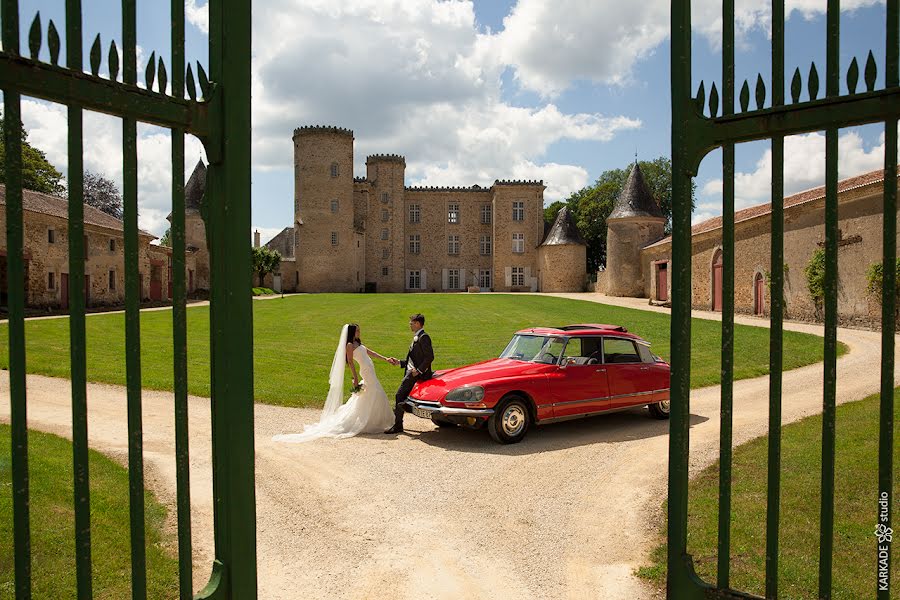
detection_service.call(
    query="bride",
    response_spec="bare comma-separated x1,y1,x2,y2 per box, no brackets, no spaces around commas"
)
273,323,396,442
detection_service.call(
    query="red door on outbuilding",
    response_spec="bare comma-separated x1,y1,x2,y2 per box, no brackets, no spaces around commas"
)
754,272,765,316
712,250,723,311
656,263,668,302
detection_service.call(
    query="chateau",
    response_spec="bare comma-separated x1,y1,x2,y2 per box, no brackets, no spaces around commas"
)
266,125,587,294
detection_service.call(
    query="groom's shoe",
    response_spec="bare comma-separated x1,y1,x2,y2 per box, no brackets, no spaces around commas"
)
384,423,404,434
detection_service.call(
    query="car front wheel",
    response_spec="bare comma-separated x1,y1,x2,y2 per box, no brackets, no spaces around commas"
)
648,399,670,419
488,396,531,444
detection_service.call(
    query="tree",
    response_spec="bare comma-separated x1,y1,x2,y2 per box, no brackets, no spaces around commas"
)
83,171,123,219
543,200,567,225
159,228,172,247
252,245,281,287
0,112,66,196
554,157,696,273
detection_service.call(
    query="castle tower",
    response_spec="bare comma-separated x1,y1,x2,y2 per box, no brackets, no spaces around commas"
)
538,206,587,292
365,154,406,293
293,126,358,292
605,163,665,297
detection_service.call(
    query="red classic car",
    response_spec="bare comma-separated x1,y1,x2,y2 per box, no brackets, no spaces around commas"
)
404,324,670,444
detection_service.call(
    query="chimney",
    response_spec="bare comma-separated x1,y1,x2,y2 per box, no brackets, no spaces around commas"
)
254,229,261,248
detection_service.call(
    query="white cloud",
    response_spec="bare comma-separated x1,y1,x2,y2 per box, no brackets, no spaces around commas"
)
253,226,287,246
695,128,895,224
186,0,210,34
247,0,638,204
21,100,207,237
491,0,885,96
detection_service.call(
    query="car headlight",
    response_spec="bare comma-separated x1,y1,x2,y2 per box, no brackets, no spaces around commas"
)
445,386,485,403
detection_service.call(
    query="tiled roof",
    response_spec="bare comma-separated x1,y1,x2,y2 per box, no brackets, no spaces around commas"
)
0,184,154,238
645,165,898,250
184,160,206,211
541,206,586,246
609,163,664,220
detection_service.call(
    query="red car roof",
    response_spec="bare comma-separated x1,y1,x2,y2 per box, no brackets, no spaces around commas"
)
515,324,642,339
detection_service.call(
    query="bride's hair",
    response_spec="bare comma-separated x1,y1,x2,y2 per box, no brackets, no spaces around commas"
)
346,324,361,363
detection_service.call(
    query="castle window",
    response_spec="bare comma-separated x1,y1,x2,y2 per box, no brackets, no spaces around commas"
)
109,238,116,252
48,228,56,244
330,163,339,178
382,247,389,259
382,266,389,277
331,232,339,246
409,204,420,224
513,201,525,221
448,269,460,290
448,235,460,255
409,234,420,255
381,228,389,241
480,235,492,256
481,204,491,225
109,270,117,291
447,203,459,224
381,209,389,222
48,271,56,290
512,267,525,287
408,270,421,290
330,199,339,213
479,269,491,289
512,233,525,253
381,192,390,203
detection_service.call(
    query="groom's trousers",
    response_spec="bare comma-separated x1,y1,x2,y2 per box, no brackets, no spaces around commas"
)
394,373,417,427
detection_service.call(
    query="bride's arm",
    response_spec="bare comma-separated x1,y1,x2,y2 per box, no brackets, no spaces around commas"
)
366,347,391,363
346,343,359,385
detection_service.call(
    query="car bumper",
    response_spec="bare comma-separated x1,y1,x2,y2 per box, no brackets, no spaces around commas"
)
404,398,495,423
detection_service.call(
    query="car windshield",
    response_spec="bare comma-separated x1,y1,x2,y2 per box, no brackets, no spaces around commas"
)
500,335,567,364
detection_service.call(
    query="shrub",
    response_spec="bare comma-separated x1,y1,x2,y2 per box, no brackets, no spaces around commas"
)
865,257,900,298
804,248,826,308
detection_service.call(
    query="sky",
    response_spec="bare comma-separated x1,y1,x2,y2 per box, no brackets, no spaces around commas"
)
10,0,898,244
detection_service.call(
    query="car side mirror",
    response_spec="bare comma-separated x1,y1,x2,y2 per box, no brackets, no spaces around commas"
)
563,357,577,367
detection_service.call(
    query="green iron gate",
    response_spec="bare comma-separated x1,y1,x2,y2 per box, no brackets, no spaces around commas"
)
668,0,898,598
1,1,255,598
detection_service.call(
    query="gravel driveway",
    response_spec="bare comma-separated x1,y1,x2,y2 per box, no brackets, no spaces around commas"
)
2,294,896,599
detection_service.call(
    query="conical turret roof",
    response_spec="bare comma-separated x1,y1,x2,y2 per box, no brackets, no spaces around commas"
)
608,163,664,220
541,206,586,246
184,160,207,211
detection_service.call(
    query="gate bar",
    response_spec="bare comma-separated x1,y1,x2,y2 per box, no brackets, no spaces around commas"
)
716,0,736,587
2,0,31,595
765,2,786,598
170,0,193,597
122,0,147,597
65,1,93,596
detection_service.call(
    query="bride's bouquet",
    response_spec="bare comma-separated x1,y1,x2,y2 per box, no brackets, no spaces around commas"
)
351,380,365,394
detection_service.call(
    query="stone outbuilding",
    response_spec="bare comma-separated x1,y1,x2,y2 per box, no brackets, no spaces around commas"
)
538,206,587,292
166,159,210,294
602,163,666,297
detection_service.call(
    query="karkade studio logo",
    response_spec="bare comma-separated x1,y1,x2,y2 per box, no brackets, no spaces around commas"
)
874,523,893,544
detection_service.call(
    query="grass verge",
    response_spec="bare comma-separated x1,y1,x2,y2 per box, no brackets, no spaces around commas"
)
637,388,899,599
0,294,842,407
0,425,179,598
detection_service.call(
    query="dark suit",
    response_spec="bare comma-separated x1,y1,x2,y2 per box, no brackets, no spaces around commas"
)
393,330,434,427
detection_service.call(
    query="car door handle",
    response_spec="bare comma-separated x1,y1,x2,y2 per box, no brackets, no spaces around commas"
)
640,366,650,371
595,368,606,373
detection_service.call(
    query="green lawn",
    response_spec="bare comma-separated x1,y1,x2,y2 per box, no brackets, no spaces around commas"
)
638,388,900,599
0,425,179,599
0,294,841,408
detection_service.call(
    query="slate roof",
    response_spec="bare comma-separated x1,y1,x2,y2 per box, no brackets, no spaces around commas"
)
541,206,586,246
0,184,154,238
184,160,206,211
644,165,899,250
608,163,664,220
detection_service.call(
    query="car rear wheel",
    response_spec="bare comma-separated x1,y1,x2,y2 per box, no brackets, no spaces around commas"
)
648,399,670,419
488,396,531,444
431,416,458,428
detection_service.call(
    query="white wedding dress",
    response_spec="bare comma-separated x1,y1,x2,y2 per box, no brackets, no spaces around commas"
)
274,326,395,442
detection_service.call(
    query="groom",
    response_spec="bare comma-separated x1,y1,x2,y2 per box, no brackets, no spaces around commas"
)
385,313,434,434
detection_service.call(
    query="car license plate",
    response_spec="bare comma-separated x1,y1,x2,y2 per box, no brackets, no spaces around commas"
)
412,407,432,419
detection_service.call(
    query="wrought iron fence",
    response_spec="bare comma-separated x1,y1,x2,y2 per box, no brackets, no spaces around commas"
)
668,0,898,598
1,1,255,598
